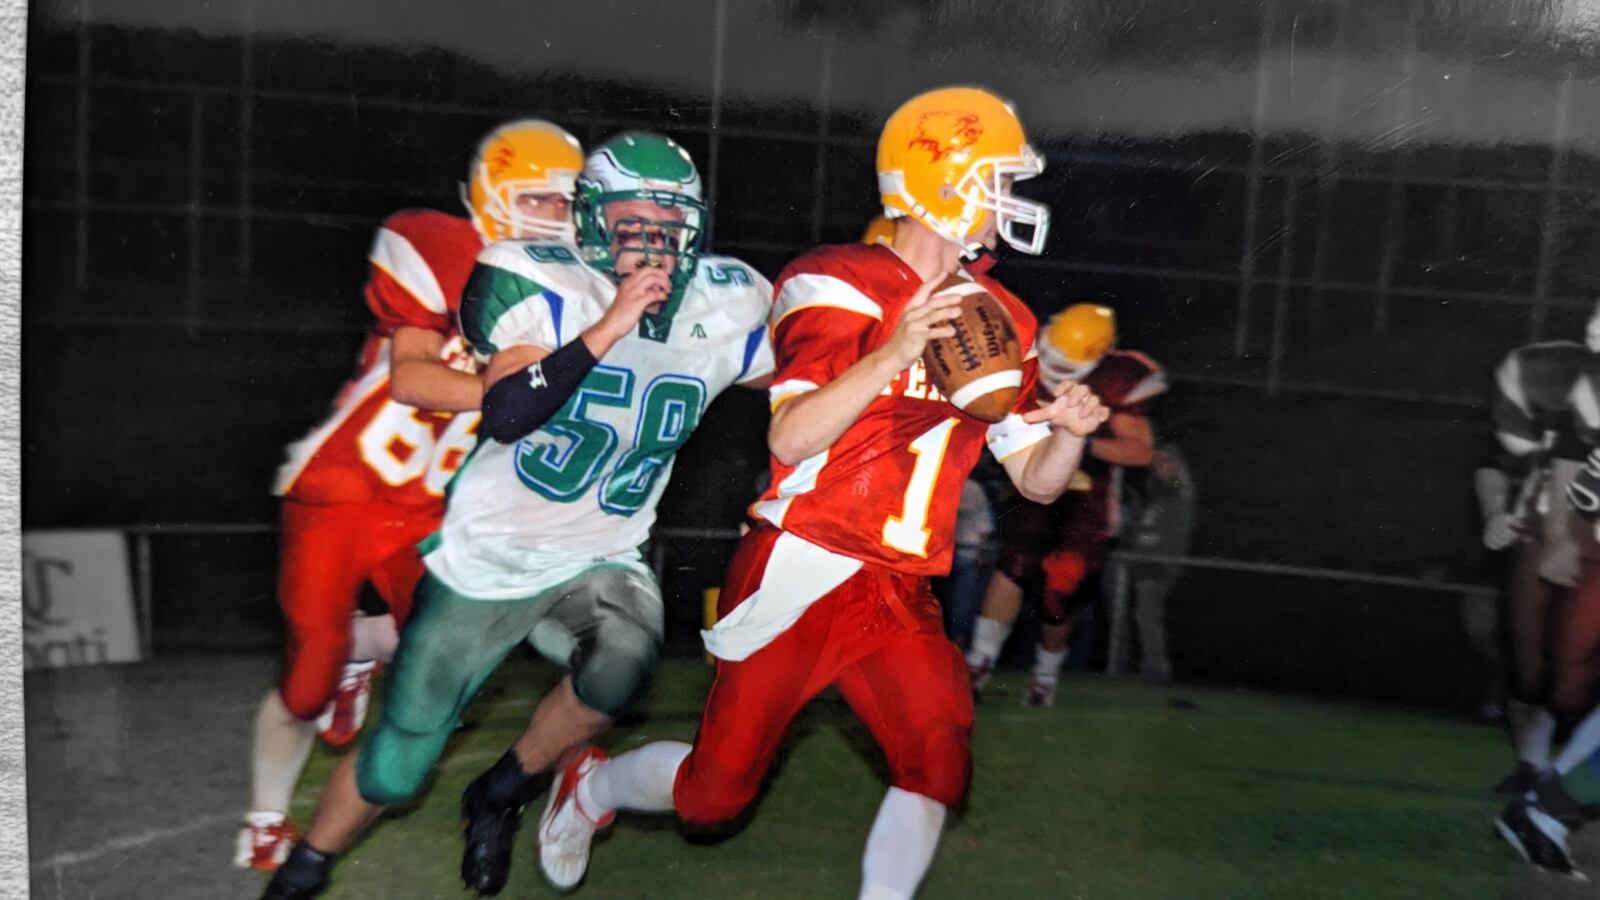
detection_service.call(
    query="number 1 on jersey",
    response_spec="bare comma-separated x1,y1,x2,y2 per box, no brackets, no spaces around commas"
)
882,417,959,557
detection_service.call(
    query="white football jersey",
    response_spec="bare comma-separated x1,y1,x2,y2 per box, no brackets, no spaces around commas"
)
422,239,774,599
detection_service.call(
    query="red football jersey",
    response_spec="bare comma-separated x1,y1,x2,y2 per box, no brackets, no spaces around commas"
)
751,244,1052,576
273,209,484,508
1064,349,1168,538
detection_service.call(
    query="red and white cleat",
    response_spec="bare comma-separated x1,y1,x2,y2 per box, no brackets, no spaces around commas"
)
234,810,298,871
538,745,615,891
317,660,380,747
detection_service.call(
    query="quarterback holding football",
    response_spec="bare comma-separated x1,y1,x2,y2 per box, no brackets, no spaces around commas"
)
537,85,1109,899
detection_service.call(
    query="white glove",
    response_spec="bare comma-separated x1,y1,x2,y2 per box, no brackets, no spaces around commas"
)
1482,513,1518,551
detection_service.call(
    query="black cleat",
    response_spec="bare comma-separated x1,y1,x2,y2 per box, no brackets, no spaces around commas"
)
460,767,541,896
459,750,553,895
1496,796,1588,882
260,843,334,899
1492,761,1543,797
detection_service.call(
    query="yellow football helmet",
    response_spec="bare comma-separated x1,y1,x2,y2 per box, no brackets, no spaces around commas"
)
1038,304,1115,386
463,119,584,243
861,214,897,247
876,86,1050,255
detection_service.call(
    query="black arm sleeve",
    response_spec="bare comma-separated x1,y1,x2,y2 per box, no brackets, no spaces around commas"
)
480,340,600,444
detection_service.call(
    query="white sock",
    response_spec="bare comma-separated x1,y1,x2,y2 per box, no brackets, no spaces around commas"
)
349,613,399,663
1511,700,1556,770
1555,706,1600,773
859,787,947,900
580,741,690,816
250,688,317,814
1031,646,1068,683
966,617,1012,666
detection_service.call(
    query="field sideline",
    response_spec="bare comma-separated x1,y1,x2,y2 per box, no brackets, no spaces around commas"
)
261,656,1540,899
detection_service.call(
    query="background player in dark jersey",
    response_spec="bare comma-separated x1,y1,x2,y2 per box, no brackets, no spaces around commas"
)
1486,330,1592,796
1497,305,1600,879
966,304,1167,707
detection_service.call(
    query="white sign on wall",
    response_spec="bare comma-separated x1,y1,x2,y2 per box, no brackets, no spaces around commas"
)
22,531,142,670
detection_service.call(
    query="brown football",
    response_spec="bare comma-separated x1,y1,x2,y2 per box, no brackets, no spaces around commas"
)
921,274,1024,423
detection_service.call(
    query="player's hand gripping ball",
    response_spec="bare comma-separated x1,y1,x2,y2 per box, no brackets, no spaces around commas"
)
920,274,1025,423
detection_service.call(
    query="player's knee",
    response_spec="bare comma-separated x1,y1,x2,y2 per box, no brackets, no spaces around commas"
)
1550,669,1600,721
571,607,660,717
354,719,448,806
674,762,763,827
896,724,972,808
279,640,347,720
1041,551,1088,600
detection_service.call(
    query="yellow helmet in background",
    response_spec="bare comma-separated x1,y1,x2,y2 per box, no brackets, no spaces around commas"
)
876,86,1050,255
861,213,897,247
1038,304,1115,386
464,119,584,243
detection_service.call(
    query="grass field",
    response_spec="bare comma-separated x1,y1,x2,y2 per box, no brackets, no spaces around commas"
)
276,656,1527,900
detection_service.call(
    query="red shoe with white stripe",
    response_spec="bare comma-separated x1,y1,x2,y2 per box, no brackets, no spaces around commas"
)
317,660,380,747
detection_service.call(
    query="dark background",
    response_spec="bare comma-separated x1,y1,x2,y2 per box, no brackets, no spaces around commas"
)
20,0,1600,710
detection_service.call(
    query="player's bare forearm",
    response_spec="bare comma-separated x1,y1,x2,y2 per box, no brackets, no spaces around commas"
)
1474,466,1511,522
391,360,485,411
483,343,553,388
770,277,959,465
768,348,905,466
1089,414,1154,467
1004,428,1089,504
389,326,485,412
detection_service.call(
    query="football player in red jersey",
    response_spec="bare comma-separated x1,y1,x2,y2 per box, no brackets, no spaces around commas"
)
965,304,1167,707
533,86,1107,899
234,120,585,871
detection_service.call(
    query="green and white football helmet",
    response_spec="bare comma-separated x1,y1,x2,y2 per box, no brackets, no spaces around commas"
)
575,131,707,342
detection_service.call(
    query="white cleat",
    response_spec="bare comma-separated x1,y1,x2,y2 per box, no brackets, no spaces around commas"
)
1496,794,1588,882
234,810,297,871
1024,675,1058,708
316,659,380,746
966,653,995,696
538,745,615,891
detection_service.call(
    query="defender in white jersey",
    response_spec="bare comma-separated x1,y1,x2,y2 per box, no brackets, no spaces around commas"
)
263,132,773,900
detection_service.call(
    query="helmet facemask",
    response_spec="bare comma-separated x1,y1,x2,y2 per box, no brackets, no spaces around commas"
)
954,148,1049,256
880,150,1050,258
576,182,706,342
468,166,578,243
1037,355,1100,391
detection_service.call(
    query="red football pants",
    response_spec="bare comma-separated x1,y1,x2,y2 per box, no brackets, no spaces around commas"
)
1506,521,1600,719
276,498,434,720
998,496,1110,625
672,526,975,826
1551,546,1600,716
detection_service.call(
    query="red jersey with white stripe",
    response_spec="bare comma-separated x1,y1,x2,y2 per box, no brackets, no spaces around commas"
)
273,209,483,508
751,243,1051,576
